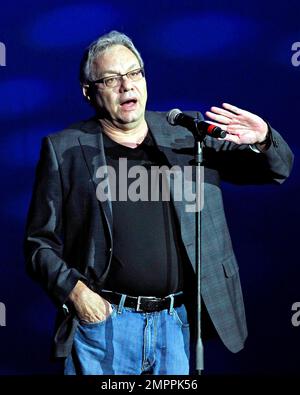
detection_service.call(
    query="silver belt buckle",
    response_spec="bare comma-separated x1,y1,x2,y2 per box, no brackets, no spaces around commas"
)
136,295,158,312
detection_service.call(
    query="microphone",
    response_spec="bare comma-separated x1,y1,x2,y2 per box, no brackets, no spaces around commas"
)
167,109,227,139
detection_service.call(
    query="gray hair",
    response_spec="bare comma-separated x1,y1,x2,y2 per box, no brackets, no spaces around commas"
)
79,30,144,85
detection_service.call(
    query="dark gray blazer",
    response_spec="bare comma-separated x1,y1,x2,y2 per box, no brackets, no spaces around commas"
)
24,111,294,357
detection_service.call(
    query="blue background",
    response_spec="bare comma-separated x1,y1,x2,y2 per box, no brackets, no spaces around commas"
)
0,0,299,375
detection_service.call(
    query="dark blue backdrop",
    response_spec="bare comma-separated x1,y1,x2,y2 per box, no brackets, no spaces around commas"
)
0,0,299,375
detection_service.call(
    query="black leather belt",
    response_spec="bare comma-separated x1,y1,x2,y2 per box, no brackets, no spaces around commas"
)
99,290,184,312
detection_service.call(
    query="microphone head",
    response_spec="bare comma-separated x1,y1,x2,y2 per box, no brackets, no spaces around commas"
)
166,108,182,125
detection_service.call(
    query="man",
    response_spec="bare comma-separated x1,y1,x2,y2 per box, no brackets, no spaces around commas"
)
24,31,293,375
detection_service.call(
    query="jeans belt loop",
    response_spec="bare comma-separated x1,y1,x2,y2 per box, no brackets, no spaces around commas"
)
168,294,175,314
117,294,127,314
136,296,143,312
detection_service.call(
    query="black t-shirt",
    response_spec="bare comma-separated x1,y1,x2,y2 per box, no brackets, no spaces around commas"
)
102,130,184,297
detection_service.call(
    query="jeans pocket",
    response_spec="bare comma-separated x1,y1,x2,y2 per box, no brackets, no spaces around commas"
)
78,304,116,327
172,305,190,328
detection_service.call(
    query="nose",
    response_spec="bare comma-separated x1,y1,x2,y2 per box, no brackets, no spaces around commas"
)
119,75,134,92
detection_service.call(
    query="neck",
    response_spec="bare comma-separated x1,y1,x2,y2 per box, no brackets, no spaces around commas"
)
99,118,148,148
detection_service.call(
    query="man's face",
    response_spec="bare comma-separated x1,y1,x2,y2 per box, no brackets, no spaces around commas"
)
90,45,147,130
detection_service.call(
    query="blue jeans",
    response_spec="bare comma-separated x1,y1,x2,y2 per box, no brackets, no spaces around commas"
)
64,295,190,375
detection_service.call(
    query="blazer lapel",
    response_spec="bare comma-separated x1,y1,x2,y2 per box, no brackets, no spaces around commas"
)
145,112,197,264
78,120,113,240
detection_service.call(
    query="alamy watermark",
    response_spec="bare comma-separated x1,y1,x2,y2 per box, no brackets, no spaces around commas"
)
95,159,204,213
291,302,300,327
0,41,6,66
291,42,300,67
0,302,6,326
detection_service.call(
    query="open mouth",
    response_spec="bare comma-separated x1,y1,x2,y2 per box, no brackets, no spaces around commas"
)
120,98,137,107
119,98,138,111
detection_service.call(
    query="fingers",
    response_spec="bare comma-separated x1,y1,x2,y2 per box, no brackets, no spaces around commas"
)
206,102,243,116
75,292,112,323
206,103,244,125
205,110,232,125
206,103,265,144
222,103,243,115
208,106,236,120
89,295,112,321
101,297,113,315
218,134,241,144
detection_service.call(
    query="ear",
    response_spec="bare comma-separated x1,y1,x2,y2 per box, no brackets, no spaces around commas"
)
82,84,91,101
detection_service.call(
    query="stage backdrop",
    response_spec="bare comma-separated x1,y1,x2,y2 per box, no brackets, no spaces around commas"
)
0,0,299,375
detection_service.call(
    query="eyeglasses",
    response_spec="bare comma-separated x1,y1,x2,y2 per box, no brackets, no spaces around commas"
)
89,67,145,89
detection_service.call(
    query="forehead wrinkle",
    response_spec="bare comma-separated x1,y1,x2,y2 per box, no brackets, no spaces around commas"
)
92,45,140,79
101,63,140,77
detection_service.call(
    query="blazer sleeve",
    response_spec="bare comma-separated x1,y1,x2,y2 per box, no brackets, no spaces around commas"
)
24,136,87,307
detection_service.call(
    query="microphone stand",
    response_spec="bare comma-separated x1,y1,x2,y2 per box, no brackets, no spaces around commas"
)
194,113,205,375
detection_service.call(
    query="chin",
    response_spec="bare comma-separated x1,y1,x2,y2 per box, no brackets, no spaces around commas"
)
119,112,141,125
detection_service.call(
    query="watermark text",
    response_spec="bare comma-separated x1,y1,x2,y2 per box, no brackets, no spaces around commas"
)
0,42,6,66
291,302,300,327
95,160,204,213
291,42,300,67
0,302,6,326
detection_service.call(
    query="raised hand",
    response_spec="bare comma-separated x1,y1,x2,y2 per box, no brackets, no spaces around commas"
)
205,103,269,145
